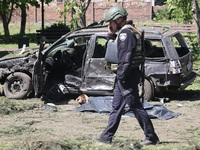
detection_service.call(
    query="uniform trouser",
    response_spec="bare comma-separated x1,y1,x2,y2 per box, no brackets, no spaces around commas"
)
100,79,158,142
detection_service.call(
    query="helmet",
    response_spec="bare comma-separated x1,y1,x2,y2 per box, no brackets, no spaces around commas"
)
104,5,128,22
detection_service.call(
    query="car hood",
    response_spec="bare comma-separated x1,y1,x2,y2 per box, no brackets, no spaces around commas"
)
0,48,38,61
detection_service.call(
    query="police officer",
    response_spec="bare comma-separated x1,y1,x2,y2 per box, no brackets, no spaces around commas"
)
93,5,159,145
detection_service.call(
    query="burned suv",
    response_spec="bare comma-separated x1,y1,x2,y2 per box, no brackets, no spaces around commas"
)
139,26,196,100
0,25,196,101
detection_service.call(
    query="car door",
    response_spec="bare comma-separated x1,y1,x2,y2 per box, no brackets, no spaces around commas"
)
82,35,116,92
32,39,45,97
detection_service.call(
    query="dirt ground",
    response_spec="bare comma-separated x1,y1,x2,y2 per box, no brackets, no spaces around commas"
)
0,91,200,149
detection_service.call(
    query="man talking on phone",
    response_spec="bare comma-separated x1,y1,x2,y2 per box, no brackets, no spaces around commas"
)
93,5,159,145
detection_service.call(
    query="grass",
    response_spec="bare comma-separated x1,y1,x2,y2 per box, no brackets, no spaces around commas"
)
0,22,54,49
1,135,199,150
0,97,200,149
0,97,42,116
186,60,200,91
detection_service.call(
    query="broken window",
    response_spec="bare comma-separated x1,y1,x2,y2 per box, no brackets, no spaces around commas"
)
92,37,107,58
170,33,190,57
145,39,165,58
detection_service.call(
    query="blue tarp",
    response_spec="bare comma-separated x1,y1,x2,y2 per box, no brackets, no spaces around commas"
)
75,96,181,120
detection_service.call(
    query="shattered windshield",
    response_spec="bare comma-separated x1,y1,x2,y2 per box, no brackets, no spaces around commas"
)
46,38,74,57
46,35,91,58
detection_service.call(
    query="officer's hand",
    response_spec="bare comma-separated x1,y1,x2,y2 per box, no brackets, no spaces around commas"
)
108,25,116,35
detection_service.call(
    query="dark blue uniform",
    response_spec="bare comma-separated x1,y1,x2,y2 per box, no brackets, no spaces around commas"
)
100,21,159,143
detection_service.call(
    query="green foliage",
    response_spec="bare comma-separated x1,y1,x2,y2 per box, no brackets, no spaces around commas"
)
15,0,40,10
154,0,193,24
57,0,90,30
44,22,70,31
185,34,200,60
0,0,53,43
57,0,84,30
167,0,193,24
154,7,171,20
0,0,15,16
0,33,37,45
57,1,68,24
154,1,200,54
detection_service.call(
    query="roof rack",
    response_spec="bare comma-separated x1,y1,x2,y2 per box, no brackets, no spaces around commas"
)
87,20,105,27
144,30,162,35
139,26,170,35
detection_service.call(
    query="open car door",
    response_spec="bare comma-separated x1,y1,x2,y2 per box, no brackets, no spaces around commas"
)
32,38,45,97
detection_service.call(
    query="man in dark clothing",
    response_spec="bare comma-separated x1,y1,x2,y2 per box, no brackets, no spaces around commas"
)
93,5,159,145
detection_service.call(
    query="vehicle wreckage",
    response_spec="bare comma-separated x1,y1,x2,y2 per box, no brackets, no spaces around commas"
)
0,24,196,101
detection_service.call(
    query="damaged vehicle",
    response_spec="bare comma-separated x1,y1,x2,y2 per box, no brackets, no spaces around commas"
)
0,25,196,101
33,25,196,101
0,48,38,99
139,26,196,100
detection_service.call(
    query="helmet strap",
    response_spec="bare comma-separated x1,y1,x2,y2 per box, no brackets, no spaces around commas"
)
114,18,125,31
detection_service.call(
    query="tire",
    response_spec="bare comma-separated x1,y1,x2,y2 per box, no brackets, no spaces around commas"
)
0,84,4,95
4,72,33,99
138,78,154,101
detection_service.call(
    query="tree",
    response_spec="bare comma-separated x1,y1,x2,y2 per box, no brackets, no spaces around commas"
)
0,0,16,43
16,0,40,36
58,0,91,30
167,0,193,24
192,0,200,47
167,0,200,48
16,0,53,36
0,0,53,43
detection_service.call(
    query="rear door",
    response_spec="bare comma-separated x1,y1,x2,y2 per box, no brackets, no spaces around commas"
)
169,33,193,77
144,38,169,76
82,35,116,92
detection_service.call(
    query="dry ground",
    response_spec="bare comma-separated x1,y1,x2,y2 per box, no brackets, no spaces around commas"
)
0,91,200,150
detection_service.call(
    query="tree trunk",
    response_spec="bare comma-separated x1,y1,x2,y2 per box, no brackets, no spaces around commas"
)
79,13,86,27
20,7,26,36
192,0,200,47
1,15,10,43
0,0,14,43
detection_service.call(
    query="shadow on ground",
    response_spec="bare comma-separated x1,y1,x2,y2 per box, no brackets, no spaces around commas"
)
0,51,10,57
155,90,200,102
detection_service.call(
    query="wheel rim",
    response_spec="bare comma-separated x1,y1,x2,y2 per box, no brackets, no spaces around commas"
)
8,77,23,94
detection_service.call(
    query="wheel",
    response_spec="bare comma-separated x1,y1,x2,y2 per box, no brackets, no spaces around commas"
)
4,72,33,99
138,78,154,101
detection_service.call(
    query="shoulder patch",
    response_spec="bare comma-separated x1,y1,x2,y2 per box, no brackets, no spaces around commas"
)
119,33,127,41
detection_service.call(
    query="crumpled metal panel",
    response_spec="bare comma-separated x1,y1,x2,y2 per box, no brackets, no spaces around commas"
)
0,54,37,80
84,58,116,91
85,77,115,90
145,60,169,76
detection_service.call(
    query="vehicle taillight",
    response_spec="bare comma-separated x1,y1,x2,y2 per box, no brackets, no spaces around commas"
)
169,60,182,74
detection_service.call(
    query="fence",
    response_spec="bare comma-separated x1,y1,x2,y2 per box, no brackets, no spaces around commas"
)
170,24,196,36
8,0,152,24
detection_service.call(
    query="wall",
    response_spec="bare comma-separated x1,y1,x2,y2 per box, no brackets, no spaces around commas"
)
9,0,152,24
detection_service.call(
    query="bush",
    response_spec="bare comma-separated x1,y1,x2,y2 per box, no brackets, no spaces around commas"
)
45,22,70,31
185,34,200,60
154,7,172,20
